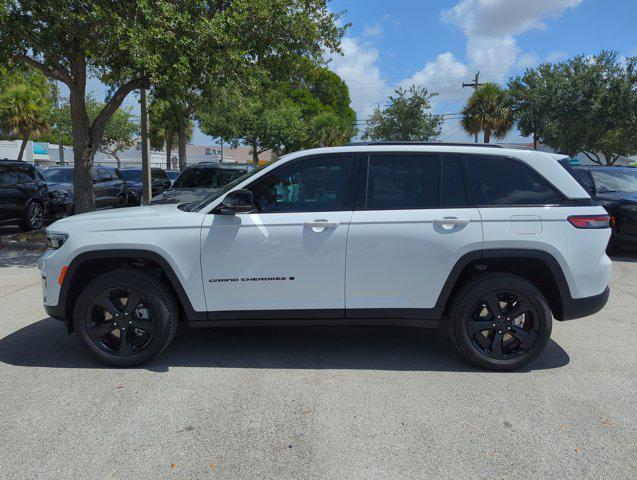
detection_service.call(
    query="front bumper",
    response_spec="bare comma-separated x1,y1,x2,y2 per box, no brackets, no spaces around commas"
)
560,286,610,320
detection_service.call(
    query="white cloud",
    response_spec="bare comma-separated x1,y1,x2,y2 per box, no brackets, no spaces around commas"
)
401,52,469,102
516,52,540,69
546,51,568,62
329,37,390,119
363,24,383,38
441,0,582,76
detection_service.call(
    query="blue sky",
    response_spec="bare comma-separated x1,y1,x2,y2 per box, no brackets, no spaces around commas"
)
78,0,636,145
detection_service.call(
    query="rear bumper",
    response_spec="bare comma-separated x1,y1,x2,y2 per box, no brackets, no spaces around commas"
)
559,286,610,320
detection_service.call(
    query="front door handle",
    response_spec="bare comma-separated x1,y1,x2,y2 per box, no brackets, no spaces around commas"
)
434,217,470,229
304,220,341,229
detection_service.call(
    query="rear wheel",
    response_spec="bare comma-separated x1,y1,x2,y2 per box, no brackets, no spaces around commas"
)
73,269,179,367
19,201,44,231
448,273,552,371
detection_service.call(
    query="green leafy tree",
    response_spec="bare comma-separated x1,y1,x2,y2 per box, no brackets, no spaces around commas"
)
0,63,52,160
508,64,561,150
149,98,192,170
363,86,442,142
460,83,513,143
39,96,139,169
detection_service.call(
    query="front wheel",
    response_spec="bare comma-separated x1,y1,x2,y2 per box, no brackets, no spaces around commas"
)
448,273,552,371
73,269,179,367
19,201,44,231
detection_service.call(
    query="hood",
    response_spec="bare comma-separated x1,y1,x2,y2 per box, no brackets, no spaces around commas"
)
47,181,73,193
596,191,637,204
151,187,218,205
48,204,186,231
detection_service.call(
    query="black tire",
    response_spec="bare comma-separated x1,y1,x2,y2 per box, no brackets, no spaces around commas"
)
116,194,126,208
448,273,552,371
19,201,44,231
73,269,179,367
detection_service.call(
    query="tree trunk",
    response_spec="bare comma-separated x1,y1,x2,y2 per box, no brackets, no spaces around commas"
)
111,151,121,169
17,130,30,161
178,118,187,172
533,132,539,150
483,129,491,143
69,86,96,213
251,141,259,164
166,138,173,170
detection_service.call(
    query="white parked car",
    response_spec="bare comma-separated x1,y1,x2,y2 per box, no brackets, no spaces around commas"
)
39,143,611,370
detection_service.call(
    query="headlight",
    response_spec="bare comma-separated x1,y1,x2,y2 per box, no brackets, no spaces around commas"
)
46,232,68,249
620,204,637,212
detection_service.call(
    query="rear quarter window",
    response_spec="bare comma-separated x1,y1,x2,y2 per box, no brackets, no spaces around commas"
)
467,155,562,206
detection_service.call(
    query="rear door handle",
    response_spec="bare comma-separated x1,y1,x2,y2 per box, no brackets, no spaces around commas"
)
434,217,470,228
304,220,341,229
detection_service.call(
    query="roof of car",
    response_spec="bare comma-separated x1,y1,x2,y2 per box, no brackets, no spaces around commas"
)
187,162,251,169
0,158,34,164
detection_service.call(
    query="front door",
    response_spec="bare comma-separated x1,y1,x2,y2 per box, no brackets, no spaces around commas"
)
346,153,484,315
0,165,22,221
201,154,356,316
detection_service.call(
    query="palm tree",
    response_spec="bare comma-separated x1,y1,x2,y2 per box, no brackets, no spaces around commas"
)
461,83,513,143
0,84,50,160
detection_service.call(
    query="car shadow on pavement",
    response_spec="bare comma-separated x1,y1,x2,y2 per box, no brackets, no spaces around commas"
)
0,249,42,268
0,318,570,373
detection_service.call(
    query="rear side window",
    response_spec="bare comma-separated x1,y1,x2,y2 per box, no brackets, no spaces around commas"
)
467,156,562,206
366,154,439,210
0,165,19,184
440,155,469,207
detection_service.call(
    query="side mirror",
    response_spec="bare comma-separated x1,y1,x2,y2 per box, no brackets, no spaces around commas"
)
163,179,171,189
218,189,253,215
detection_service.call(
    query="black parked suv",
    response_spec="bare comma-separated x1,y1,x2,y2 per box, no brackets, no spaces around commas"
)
0,159,49,231
44,166,129,216
571,165,637,251
120,167,171,205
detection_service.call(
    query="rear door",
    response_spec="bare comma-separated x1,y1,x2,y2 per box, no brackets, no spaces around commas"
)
0,165,22,220
345,153,483,316
201,154,356,315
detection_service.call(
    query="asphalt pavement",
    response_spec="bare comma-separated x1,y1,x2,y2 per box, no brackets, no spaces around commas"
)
0,248,634,479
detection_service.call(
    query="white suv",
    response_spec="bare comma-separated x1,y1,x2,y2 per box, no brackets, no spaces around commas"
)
39,144,612,370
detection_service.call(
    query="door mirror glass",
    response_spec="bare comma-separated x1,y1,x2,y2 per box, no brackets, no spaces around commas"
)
218,189,253,214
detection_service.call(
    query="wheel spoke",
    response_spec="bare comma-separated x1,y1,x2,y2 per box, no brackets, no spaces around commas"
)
489,331,504,358
468,320,494,335
88,322,115,341
505,298,527,320
123,292,142,316
131,318,155,334
509,326,536,348
95,294,121,317
484,293,503,319
118,330,131,355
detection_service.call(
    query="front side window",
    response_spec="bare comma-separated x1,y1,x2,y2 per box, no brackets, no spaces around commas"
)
250,156,354,213
0,165,19,184
98,169,113,181
366,154,439,210
44,168,74,183
467,156,562,206
121,170,142,182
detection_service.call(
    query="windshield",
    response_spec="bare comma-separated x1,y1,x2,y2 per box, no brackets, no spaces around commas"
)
121,170,142,182
166,171,180,180
173,167,247,189
591,169,637,193
44,168,74,183
187,163,270,212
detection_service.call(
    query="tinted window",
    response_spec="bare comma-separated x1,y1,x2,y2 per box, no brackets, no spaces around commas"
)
44,168,74,183
590,168,637,193
250,156,354,213
112,169,123,180
174,167,247,189
121,169,142,181
152,169,167,180
572,169,595,192
16,165,37,183
366,154,438,210
441,155,469,207
467,156,561,206
98,169,113,181
0,165,19,184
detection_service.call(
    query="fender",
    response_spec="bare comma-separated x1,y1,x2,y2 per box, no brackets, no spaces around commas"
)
52,249,207,323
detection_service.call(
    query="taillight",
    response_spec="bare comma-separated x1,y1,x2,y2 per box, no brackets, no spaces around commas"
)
567,215,611,229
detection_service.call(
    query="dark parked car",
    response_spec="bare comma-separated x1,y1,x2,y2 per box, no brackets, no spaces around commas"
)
572,166,637,251
120,167,171,204
151,162,253,205
44,166,129,216
0,159,49,231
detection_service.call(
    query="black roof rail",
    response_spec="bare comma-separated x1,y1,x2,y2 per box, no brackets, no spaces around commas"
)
344,141,503,148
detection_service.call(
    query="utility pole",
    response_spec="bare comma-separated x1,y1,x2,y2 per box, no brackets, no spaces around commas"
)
462,71,484,143
51,80,65,165
140,86,152,206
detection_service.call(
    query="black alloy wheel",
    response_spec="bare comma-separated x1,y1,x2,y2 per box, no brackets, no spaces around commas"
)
86,287,156,357
467,290,539,360
20,201,43,231
448,273,552,371
73,270,179,367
